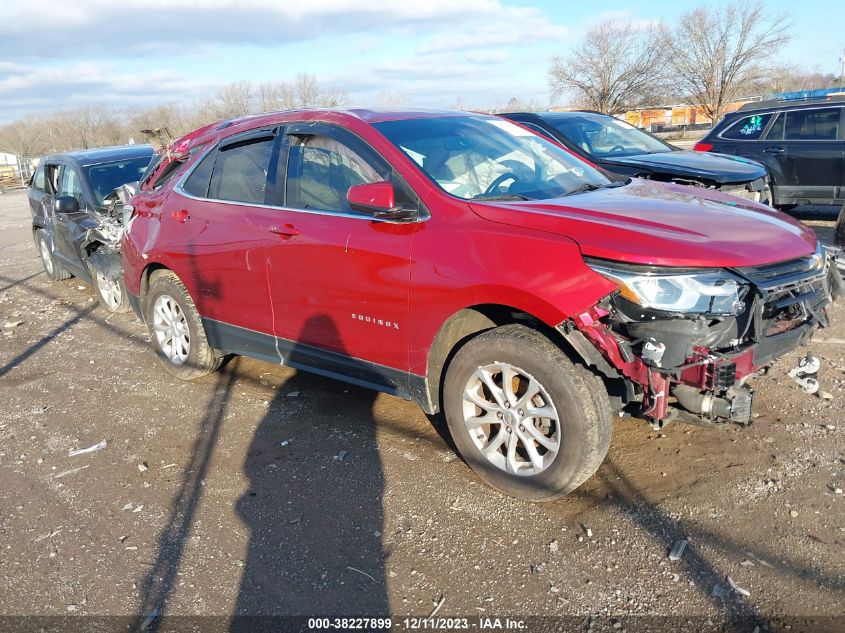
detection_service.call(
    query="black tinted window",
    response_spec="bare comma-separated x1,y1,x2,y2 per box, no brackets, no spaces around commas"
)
784,108,841,140
764,113,784,140
722,113,773,140
182,151,217,198
208,137,274,204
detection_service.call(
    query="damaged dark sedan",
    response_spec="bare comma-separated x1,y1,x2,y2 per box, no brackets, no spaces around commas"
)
28,145,153,312
501,111,772,205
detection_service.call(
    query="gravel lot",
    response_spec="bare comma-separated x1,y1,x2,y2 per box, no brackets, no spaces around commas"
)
1,189,843,632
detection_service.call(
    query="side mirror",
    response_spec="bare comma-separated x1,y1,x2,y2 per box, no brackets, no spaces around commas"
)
347,181,418,222
54,195,80,215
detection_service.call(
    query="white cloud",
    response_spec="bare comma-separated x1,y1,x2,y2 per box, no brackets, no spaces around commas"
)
0,0,567,120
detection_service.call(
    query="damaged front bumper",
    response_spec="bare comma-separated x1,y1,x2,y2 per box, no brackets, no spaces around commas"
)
559,248,843,427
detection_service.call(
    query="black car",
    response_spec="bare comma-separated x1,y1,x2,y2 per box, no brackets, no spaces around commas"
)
696,97,845,209
28,145,153,312
500,111,771,204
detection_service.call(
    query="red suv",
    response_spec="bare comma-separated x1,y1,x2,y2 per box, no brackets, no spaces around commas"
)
123,109,842,500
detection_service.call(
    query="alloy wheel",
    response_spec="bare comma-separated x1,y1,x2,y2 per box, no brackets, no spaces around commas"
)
95,272,122,311
462,362,561,476
152,294,190,364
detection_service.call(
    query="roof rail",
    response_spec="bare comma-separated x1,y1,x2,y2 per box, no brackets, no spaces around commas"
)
738,94,845,112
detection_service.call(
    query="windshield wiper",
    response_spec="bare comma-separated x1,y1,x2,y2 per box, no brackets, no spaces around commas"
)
563,183,603,196
472,193,531,201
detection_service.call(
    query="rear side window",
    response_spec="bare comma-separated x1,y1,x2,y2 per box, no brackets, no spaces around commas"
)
784,108,841,141
31,165,45,191
721,113,774,140
182,150,216,198
208,138,274,204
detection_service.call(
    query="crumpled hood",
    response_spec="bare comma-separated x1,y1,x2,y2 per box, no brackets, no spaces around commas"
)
469,180,817,268
600,150,766,184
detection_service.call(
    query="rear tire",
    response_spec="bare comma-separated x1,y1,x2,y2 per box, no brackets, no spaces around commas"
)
34,229,71,281
443,324,612,501
143,270,222,380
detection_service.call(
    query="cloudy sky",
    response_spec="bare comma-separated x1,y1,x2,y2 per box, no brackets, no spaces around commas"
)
0,0,842,123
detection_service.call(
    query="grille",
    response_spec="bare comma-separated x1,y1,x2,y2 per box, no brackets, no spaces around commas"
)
735,252,825,291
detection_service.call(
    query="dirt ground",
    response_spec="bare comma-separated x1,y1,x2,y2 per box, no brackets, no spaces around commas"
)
1,189,843,632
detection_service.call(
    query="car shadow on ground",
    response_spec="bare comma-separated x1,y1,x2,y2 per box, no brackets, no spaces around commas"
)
133,315,388,631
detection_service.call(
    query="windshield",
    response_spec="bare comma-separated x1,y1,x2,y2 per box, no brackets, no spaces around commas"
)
549,114,672,158
85,157,151,205
373,115,612,201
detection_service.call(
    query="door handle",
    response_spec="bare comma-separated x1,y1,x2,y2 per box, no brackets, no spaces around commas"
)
269,224,300,237
764,147,784,154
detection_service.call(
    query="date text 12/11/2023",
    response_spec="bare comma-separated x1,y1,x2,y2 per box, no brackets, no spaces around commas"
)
307,617,528,630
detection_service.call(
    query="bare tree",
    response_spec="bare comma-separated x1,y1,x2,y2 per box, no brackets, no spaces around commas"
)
0,117,46,157
375,90,409,106
669,2,791,123
548,20,670,114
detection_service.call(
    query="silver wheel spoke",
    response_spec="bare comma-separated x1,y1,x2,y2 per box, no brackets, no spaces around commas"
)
477,367,507,409
523,423,558,452
481,430,506,456
466,412,500,429
505,430,519,473
516,378,541,409
518,429,545,471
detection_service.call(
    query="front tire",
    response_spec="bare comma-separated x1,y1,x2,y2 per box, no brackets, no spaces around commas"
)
89,262,131,313
443,324,612,501
143,270,222,380
34,229,71,281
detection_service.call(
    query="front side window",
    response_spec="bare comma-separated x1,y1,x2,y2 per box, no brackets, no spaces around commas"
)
58,166,84,205
784,108,841,141
721,113,774,140
549,114,672,157
84,157,150,206
208,137,274,204
286,136,381,212
374,115,611,201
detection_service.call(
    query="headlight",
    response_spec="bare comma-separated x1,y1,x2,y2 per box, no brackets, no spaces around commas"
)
588,262,746,316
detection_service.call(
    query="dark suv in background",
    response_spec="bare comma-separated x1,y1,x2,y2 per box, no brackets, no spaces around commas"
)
28,145,152,312
695,97,845,209
501,111,771,204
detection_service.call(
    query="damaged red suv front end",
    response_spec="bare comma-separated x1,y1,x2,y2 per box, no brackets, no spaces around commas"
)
563,243,841,427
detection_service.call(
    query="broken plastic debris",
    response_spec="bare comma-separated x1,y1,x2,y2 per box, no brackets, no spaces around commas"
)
797,354,821,375
280,440,291,447
68,440,107,457
3,321,23,328
287,391,300,398
789,356,821,395
138,463,148,472
549,540,559,552
668,539,689,561
335,449,348,461
727,575,750,597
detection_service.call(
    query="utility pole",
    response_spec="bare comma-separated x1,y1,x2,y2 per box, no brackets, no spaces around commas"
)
840,48,845,87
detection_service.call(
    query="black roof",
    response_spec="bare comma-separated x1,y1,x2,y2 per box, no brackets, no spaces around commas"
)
44,144,153,167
